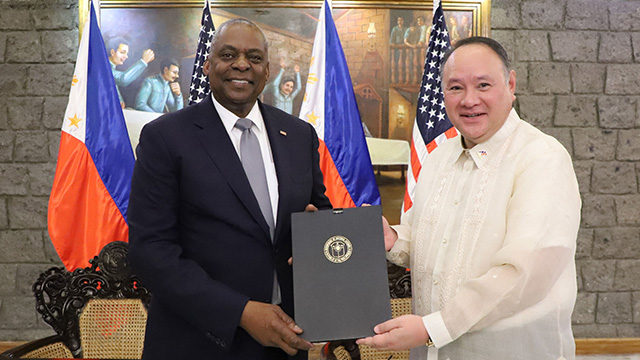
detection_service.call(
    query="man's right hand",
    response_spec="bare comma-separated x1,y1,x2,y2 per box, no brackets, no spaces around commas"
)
240,300,313,355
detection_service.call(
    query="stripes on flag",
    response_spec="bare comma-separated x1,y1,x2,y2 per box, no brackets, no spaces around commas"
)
403,0,458,213
48,2,135,270
188,0,215,105
299,0,381,208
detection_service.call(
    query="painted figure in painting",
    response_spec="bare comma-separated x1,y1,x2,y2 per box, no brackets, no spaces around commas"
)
389,16,407,83
135,58,184,113
416,15,428,46
106,36,155,108
264,59,301,115
404,21,423,82
449,16,461,44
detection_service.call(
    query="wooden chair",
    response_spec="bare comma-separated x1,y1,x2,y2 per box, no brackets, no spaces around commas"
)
1,241,151,359
326,263,412,360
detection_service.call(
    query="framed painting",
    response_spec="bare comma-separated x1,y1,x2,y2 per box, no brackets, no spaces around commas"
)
80,0,490,141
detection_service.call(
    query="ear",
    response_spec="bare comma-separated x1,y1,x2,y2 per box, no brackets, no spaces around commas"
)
203,59,210,76
110,49,115,57
508,69,516,102
265,60,270,81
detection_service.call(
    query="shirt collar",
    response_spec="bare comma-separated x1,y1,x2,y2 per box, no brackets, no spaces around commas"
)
210,94,265,134
455,108,521,169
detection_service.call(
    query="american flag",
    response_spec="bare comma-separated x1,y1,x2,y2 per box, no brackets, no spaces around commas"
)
403,0,458,213
188,0,215,105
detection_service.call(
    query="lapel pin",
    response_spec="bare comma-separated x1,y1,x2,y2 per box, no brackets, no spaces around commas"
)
280,130,287,136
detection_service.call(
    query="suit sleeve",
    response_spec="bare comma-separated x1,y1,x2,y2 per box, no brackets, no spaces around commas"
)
127,121,249,349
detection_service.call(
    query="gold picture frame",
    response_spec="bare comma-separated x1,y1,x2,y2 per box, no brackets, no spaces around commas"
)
81,0,490,140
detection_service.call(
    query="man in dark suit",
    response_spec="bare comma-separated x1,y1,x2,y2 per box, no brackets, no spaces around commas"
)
127,18,331,360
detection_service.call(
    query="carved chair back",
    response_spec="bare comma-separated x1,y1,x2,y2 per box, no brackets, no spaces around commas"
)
33,241,151,358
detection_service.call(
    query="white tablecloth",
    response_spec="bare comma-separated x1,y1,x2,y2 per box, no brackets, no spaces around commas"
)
366,137,411,166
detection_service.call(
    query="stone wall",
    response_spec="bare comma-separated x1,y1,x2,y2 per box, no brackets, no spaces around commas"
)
492,0,640,337
0,0,639,341
0,0,78,340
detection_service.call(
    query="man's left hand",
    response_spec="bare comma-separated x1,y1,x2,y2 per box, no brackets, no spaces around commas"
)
170,82,181,96
356,314,429,351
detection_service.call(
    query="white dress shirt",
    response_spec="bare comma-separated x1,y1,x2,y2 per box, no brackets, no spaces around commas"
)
211,96,279,225
211,95,281,305
389,109,581,360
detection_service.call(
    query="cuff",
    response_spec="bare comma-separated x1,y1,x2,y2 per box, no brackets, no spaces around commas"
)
422,311,454,348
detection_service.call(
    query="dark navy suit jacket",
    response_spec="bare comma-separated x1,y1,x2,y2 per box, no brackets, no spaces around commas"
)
127,97,331,360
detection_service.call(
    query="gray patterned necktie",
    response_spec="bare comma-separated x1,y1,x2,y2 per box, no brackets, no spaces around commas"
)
235,118,275,239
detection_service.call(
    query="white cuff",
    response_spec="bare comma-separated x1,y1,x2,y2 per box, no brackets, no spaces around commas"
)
422,311,454,348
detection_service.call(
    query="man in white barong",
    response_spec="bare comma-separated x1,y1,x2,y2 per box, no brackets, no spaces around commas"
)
357,36,581,360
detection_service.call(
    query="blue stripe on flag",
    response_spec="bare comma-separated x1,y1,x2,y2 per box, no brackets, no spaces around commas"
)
322,1,380,206
85,4,135,221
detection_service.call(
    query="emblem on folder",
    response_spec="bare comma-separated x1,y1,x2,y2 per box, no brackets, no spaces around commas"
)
324,235,353,263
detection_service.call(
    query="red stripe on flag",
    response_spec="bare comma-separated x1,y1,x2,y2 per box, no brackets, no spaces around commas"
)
403,187,414,213
409,140,422,180
445,127,458,139
318,139,356,208
48,132,129,270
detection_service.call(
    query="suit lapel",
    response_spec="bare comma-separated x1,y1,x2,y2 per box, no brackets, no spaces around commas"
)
262,104,291,245
192,99,272,240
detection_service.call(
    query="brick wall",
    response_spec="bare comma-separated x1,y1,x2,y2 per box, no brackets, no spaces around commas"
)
0,0,638,341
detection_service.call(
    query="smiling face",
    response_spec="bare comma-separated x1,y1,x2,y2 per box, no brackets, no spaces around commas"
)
109,44,129,66
280,80,294,96
442,43,516,148
203,22,269,118
162,64,180,82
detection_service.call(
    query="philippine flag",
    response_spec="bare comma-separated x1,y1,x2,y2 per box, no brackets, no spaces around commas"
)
48,2,135,270
299,0,380,208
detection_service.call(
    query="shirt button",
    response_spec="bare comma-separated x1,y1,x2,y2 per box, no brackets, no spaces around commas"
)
442,238,447,244
433,279,439,285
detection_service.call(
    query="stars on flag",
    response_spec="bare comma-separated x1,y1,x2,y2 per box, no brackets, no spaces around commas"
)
68,114,82,128
306,111,320,125
188,1,215,105
414,10,452,148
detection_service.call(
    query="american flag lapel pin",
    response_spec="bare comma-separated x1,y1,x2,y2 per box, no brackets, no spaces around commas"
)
280,130,287,136
479,150,488,157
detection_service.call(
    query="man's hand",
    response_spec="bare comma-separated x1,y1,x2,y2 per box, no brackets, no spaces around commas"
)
362,204,397,251
381,215,398,251
294,64,300,73
356,314,429,351
142,49,155,63
170,82,181,96
240,301,313,355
